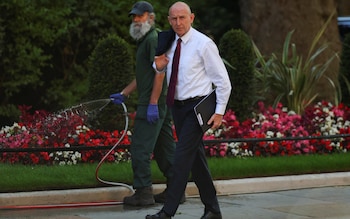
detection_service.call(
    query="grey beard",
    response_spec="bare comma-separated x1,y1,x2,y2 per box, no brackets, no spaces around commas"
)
129,21,152,40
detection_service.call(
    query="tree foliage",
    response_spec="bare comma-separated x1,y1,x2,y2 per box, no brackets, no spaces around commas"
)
189,0,240,42
1,0,343,128
0,0,70,123
0,0,133,126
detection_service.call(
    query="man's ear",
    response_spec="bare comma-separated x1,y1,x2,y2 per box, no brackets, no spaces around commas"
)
149,13,155,21
190,13,195,24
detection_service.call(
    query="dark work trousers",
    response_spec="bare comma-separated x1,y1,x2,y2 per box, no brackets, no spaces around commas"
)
162,99,221,216
131,104,175,189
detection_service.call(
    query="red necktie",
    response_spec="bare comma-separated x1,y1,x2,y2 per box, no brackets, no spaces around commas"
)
166,38,182,106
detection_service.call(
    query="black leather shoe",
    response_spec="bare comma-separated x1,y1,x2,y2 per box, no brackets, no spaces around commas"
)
145,210,171,219
200,211,222,219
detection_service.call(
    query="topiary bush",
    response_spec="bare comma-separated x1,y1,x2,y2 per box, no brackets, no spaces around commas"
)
219,29,256,121
339,33,350,106
87,34,135,131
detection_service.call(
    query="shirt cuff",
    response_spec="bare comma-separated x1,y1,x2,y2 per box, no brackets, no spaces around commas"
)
215,103,227,115
152,62,166,74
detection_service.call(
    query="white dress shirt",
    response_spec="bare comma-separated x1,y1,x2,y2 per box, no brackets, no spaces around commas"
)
165,27,232,115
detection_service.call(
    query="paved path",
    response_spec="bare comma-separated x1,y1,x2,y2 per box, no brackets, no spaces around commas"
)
2,186,350,219
1,172,350,219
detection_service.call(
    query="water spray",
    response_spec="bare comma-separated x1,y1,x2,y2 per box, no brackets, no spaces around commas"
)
1,98,134,210
65,98,134,192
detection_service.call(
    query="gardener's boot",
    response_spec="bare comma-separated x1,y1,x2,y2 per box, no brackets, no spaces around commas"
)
123,186,155,206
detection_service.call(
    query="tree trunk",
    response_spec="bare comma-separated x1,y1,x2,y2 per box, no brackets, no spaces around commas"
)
337,0,350,16
239,0,342,103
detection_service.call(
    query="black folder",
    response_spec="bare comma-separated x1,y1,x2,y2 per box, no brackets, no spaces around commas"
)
194,89,216,132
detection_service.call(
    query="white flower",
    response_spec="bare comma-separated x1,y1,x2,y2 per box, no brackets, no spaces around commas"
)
214,128,222,137
276,132,283,138
288,110,296,115
75,152,81,159
345,120,350,127
231,148,239,156
266,131,274,137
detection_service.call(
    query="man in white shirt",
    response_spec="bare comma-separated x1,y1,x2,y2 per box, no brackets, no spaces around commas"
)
146,1,231,219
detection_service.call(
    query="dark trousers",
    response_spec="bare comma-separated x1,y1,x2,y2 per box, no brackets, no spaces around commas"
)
131,104,175,188
163,99,220,216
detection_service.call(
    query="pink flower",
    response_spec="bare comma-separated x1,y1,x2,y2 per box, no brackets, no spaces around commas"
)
2,101,350,164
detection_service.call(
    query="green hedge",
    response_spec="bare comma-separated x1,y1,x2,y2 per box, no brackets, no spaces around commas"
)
87,34,134,131
219,29,256,121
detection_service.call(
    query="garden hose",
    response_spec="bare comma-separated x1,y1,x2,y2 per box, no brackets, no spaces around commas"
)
0,100,134,210
95,101,134,194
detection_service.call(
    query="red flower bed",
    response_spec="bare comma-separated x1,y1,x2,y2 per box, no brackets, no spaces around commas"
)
0,105,131,165
1,101,350,165
203,101,350,157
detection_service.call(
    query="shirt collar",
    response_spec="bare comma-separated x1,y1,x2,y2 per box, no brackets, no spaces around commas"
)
175,27,193,44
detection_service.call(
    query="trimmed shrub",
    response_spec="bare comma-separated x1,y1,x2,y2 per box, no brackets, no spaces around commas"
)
219,29,256,121
87,34,135,131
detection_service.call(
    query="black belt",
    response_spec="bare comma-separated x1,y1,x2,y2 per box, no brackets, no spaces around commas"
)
174,96,204,105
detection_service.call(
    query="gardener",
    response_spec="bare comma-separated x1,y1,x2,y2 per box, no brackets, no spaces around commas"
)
110,1,184,206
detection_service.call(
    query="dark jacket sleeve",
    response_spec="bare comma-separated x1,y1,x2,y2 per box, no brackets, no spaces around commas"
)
155,29,175,56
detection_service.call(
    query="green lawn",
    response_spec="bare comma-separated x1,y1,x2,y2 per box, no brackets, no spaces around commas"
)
2,153,350,193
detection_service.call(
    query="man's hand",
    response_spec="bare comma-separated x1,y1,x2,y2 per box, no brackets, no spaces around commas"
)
110,93,126,105
207,113,223,130
154,54,169,72
147,104,159,124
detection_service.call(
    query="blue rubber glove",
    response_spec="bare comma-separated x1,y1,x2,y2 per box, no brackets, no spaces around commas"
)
147,104,159,124
110,93,126,105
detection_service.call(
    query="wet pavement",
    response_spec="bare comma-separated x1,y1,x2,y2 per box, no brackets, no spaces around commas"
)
2,186,350,219
1,172,350,219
